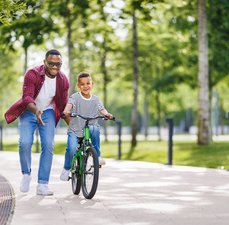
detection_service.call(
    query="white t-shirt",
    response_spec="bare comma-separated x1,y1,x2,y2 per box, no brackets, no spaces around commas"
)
35,75,56,112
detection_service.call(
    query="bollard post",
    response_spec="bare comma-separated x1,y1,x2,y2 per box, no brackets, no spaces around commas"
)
116,121,122,160
0,122,3,151
166,118,173,165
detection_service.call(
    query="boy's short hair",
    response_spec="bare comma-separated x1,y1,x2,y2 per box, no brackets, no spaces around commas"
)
77,72,91,82
45,49,61,59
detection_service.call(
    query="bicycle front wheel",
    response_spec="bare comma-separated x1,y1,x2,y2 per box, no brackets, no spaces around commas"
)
82,147,99,199
71,156,81,195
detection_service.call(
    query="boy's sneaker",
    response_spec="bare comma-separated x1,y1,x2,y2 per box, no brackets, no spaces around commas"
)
20,174,32,193
99,157,106,166
36,184,53,196
60,168,70,181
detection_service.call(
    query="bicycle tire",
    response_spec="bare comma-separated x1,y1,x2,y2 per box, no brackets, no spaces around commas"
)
71,156,81,195
82,147,99,199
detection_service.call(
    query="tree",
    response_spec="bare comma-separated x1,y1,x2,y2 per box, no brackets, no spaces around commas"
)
47,0,89,94
197,0,210,144
119,0,158,148
138,1,191,141
87,0,117,141
131,8,139,148
0,1,56,72
168,0,229,143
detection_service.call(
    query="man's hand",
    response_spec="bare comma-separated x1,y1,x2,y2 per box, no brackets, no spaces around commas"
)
36,110,45,126
26,103,45,126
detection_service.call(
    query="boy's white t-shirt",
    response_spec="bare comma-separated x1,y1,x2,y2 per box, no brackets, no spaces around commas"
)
35,76,56,112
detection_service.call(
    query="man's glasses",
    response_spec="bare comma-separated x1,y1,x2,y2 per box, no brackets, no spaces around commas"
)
46,61,62,68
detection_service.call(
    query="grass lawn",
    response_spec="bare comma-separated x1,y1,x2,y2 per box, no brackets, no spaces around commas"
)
2,139,229,169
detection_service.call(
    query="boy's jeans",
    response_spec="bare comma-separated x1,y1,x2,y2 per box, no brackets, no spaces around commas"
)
64,126,100,170
18,109,55,184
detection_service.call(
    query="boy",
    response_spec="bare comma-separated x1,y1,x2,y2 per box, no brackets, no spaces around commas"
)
60,72,113,181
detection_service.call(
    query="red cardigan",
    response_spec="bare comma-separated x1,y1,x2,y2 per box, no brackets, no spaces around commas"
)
5,65,69,126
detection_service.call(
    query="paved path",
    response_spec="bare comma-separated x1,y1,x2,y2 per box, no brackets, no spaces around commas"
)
0,151,229,225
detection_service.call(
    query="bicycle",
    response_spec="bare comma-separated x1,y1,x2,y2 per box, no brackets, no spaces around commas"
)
69,113,115,199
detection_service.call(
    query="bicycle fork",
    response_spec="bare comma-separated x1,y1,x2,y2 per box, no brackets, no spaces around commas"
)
70,150,83,176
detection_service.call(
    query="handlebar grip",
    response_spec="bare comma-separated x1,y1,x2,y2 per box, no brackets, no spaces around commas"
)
70,113,77,117
104,115,115,121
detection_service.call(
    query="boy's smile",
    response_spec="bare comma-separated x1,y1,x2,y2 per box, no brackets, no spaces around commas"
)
78,77,93,99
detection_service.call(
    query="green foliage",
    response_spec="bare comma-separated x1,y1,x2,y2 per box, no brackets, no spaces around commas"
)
0,49,23,121
165,0,198,88
215,76,229,113
168,0,229,88
208,0,229,86
0,0,26,24
0,1,57,51
0,0,228,136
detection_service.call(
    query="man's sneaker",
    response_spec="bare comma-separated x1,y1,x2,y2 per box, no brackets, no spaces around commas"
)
36,184,53,196
20,174,32,193
99,157,106,166
60,168,70,181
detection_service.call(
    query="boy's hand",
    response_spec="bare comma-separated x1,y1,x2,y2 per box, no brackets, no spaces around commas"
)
105,113,114,120
62,111,71,125
62,110,71,117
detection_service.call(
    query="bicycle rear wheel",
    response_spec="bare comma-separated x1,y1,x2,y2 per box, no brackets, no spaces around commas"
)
82,147,99,199
71,157,81,195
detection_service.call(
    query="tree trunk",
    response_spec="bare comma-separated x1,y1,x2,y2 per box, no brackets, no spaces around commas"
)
142,95,148,140
155,90,162,141
66,10,74,95
101,39,108,142
197,0,210,144
24,47,28,73
98,1,109,142
131,9,139,148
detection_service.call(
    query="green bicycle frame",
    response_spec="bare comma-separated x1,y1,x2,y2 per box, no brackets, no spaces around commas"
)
71,150,82,175
84,126,90,144
70,126,91,175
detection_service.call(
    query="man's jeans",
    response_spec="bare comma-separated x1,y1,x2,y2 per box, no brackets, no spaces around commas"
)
64,126,100,170
18,109,55,184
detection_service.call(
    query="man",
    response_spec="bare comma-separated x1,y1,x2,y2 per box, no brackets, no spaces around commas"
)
5,49,69,195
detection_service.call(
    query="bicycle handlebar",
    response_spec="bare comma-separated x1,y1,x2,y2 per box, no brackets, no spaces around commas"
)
70,113,115,121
